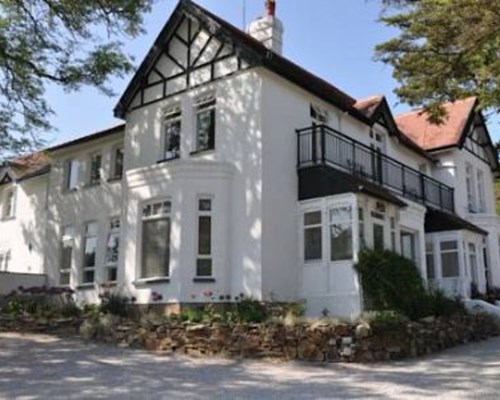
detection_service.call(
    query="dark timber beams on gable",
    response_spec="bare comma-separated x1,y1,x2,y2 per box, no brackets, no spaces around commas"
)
114,0,258,118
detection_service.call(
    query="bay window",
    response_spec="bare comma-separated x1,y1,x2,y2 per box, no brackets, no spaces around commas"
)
426,242,435,281
195,94,216,152
304,211,322,261
330,206,353,261
440,240,459,278
196,198,213,277
141,200,171,278
163,106,181,160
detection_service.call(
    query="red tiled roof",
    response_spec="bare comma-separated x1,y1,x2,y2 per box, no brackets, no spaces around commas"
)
395,97,477,151
6,152,51,181
354,95,384,119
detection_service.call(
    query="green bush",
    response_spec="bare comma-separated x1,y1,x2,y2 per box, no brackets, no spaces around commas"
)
236,298,268,323
362,310,410,333
355,249,466,320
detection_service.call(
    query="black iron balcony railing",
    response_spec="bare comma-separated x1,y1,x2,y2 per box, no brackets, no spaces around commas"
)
297,125,455,213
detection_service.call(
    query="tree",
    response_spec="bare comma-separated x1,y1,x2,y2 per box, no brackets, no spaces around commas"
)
0,0,152,157
375,0,500,121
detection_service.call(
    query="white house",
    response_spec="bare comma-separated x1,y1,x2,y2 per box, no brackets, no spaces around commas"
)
0,0,498,319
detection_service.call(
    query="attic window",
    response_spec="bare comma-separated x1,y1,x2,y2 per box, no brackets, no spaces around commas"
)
310,104,328,124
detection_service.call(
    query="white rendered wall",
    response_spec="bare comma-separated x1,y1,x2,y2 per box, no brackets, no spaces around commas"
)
44,132,124,303
0,176,48,274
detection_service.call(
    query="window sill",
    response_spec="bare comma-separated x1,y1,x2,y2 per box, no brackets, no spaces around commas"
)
193,277,216,283
190,148,214,157
157,156,180,165
76,283,95,291
83,182,101,189
107,177,123,183
133,277,170,287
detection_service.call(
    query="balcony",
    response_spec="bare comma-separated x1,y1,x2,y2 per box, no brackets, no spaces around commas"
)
297,125,455,213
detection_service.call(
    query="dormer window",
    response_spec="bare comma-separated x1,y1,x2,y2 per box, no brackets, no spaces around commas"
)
195,94,216,153
162,105,181,161
310,104,328,125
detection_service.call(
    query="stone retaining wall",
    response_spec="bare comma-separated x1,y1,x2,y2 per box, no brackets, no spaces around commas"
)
96,314,499,362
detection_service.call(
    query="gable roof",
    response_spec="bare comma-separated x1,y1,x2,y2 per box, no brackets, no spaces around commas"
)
114,0,368,124
395,97,478,151
354,95,434,160
48,124,125,153
1,152,51,184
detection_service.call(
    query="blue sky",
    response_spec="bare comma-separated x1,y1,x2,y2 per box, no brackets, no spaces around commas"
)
45,0,499,145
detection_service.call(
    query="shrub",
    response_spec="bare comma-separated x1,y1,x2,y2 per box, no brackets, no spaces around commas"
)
362,310,410,333
98,287,135,318
181,307,203,323
355,249,466,320
235,298,268,323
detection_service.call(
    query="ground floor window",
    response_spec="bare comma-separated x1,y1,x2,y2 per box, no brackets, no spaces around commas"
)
0,250,11,272
401,231,417,263
60,227,73,285
468,243,478,285
330,206,353,261
425,242,435,280
373,223,385,251
141,200,171,278
105,218,120,282
196,198,213,277
82,222,98,284
440,240,459,278
304,211,322,261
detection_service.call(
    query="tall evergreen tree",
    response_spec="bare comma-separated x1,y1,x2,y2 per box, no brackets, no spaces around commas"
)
375,0,500,121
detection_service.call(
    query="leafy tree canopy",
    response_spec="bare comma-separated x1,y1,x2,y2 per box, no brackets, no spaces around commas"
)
0,0,152,157
375,0,500,122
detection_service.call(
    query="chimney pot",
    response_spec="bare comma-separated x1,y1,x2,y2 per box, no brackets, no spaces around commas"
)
266,0,276,17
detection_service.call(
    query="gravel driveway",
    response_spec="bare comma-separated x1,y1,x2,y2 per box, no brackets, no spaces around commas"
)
1,332,500,399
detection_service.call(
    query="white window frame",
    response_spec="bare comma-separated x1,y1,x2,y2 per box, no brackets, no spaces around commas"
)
88,152,102,186
105,217,121,282
111,145,125,180
82,221,98,284
440,240,460,278
140,199,172,279
329,204,354,262
162,105,182,161
477,169,486,213
465,162,476,212
60,226,74,286
0,250,11,271
196,197,213,277
65,159,80,191
303,209,323,262
194,93,216,153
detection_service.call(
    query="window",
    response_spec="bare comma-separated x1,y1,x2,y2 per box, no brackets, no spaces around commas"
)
401,231,416,262
105,218,120,282
66,159,80,190
373,224,385,250
197,198,213,277
304,211,322,261
426,242,435,280
390,217,396,252
440,240,459,278
358,208,366,251
310,104,328,125
163,106,181,160
330,206,353,261
141,200,171,278
89,153,102,186
0,250,10,271
2,188,15,219
195,95,216,152
82,222,98,284
112,147,124,179
468,243,478,284
465,163,476,212
60,226,74,285
418,163,428,175
477,170,486,212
